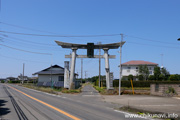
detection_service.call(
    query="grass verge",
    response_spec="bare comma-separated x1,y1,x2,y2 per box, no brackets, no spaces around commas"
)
93,86,150,95
20,83,81,94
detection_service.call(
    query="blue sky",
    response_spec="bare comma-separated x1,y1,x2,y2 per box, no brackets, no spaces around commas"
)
0,0,180,78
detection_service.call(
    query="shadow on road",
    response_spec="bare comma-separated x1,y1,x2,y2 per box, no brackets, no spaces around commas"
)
0,100,11,116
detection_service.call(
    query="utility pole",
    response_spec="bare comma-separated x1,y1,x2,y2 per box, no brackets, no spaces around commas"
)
81,58,83,84
98,42,101,87
22,63,25,84
85,71,87,82
119,34,123,96
160,54,164,68
50,54,53,89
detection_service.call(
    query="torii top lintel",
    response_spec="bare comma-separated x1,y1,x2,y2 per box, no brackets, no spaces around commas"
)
55,41,125,49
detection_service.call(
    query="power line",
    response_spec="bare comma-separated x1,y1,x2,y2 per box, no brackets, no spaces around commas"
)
0,54,49,63
127,41,180,49
0,34,70,52
0,43,52,55
0,30,120,37
2,38,67,52
3,40,60,52
0,22,114,42
125,34,179,46
0,33,57,46
0,22,58,34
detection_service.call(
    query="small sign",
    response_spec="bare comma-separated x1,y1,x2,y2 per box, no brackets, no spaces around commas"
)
87,43,94,58
110,72,114,87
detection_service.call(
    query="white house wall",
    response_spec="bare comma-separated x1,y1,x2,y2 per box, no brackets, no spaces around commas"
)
122,65,155,76
38,74,63,82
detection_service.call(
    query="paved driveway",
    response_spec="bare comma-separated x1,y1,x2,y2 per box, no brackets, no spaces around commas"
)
102,95,180,116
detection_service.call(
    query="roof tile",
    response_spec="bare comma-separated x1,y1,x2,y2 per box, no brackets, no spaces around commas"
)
122,60,158,65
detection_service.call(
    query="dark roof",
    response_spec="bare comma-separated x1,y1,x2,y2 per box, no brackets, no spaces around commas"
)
6,77,16,79
33,65,64,75
122,60,158,66
42,65,64,71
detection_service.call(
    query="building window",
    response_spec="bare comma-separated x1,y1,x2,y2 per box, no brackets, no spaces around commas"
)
58,76,64,81
149,71,153,75
155,84,159,92
127,67,131,72
136,67,139,72
149,67,152,70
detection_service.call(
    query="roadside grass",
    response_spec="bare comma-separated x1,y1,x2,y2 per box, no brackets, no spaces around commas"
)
93,85,150,95
121,87,150,90
93,86,106,94
20,83,81,94
62,89,81,93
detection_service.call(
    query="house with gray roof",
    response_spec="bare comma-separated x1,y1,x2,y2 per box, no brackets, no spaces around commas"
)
33,64,79,88
33,65,65,87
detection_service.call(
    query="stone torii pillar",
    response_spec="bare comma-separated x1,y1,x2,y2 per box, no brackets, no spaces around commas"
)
69,47,77,89
103,48,110,89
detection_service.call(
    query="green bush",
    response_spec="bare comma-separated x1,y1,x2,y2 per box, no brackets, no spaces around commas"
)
113,80,180,87
8,80,20,83
95,79,99,86
148,75,155,80
166,86,176,94
121,76,127,81
1,80,5,83
94,86,105,93
169,74,180,81
159,74,165,81
138,75,144,81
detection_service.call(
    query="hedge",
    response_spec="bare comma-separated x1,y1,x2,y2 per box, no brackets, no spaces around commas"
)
8,80,21,83
113,80,180,87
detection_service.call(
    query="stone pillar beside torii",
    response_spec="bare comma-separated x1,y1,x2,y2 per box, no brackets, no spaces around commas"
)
55,41,125,90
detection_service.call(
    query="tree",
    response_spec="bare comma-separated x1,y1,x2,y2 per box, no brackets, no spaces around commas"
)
121,76,127,81
128,74,134,81
154,66,161,80
161,67,170,80
169,74,180,81
159,74,165,81
148,75,155,80
169,75,178,81
139,65,149,80
138,75,144,81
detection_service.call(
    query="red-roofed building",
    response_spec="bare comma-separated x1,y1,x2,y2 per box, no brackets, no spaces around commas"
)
121,60,158,80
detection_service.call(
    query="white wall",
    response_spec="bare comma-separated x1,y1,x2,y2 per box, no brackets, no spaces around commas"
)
38,74,63,82
122,65,155,76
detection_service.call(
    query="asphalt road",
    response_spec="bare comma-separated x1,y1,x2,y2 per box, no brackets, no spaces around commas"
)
0,84,147,120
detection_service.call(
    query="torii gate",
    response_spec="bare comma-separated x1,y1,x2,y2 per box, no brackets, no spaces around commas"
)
55,41,125,90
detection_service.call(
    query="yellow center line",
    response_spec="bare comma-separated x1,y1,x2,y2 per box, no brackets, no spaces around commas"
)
6,85,81,120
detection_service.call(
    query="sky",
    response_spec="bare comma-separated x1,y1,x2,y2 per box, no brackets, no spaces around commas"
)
0,0,180,79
